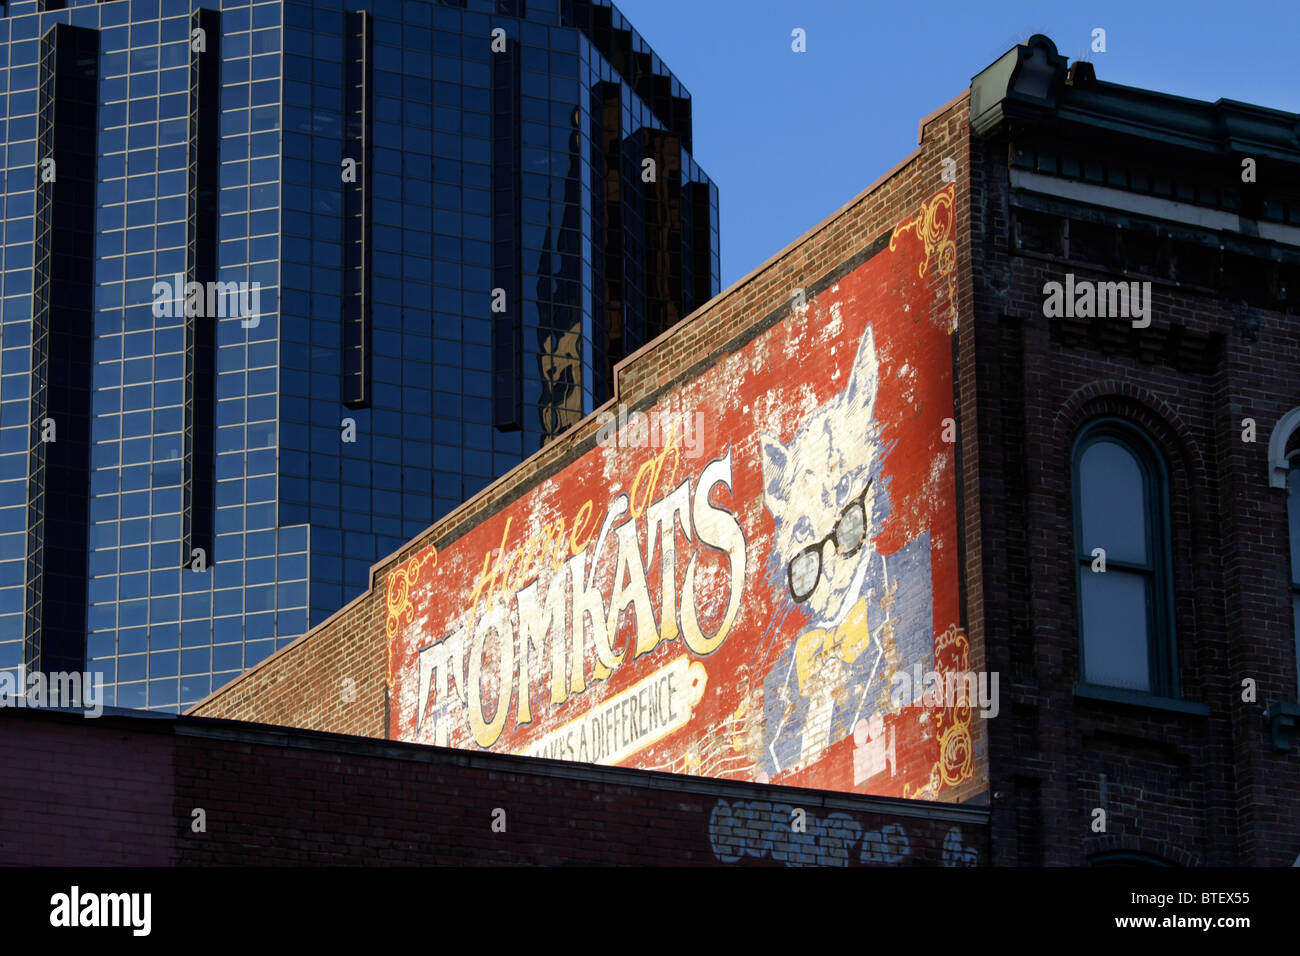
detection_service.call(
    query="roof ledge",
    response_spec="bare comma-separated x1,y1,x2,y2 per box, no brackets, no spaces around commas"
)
969,34,1300,167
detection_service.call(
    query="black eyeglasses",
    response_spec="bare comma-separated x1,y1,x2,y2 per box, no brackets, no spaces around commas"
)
786,478,873,603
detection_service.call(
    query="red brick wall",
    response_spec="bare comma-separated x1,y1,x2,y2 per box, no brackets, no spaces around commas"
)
0,710,174,865
0,708,988,866
174,727,986,867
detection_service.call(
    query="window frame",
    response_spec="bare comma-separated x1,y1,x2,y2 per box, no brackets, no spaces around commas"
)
1286,451,1300,701
1071,418,1179,698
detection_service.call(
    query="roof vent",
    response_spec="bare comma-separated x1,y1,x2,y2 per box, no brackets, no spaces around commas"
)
1066,61,1096,87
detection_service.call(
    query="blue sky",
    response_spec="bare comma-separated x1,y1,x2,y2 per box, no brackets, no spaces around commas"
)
617,0,1300,290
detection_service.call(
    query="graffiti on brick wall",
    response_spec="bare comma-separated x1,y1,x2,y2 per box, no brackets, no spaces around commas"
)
386,184,982,801
706,797,980,866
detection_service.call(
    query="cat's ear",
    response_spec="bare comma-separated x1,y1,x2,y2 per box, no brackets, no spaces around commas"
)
844,324,879,422
758,432,789,520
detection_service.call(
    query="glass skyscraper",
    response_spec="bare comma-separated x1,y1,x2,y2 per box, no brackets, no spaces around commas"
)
0,0,718,710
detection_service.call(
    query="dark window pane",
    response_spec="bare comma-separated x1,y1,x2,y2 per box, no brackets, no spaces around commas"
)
1288,464,1300,585
1080,567,1151,691
1080,438,1148,565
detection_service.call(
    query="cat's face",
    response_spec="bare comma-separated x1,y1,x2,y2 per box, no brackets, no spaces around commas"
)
760,325,881,623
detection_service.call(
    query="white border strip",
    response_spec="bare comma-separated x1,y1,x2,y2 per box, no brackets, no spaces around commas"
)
1010,169,1300,249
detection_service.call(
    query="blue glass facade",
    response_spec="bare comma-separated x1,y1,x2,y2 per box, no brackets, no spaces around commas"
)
0,0,718,710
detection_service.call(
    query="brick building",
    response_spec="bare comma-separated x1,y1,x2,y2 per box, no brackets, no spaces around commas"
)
5,34,1299,866
966,37,1300,866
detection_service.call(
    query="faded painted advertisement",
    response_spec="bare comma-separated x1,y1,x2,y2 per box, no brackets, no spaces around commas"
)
387,184,978,799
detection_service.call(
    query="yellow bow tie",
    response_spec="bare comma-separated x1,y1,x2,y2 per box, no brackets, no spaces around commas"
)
793,598,871,695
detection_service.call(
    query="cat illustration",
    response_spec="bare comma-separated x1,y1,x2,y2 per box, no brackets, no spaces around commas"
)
757,323,933,778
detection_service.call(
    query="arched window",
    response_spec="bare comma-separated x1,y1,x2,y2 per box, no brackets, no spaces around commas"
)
1072,420,1177,696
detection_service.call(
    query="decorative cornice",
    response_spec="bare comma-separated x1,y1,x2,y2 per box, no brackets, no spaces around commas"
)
970,35,1300,166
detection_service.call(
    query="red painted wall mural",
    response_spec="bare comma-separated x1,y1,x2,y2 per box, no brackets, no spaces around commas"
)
387,185,979,800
